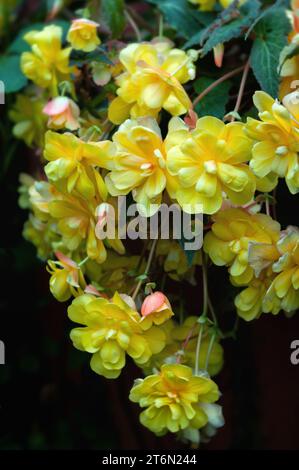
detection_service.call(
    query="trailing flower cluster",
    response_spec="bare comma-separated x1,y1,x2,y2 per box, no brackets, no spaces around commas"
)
9,0,299,447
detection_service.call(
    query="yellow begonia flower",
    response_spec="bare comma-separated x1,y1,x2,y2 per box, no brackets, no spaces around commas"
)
47,251,86,302
263,227,299,314
245,91,299,195
103,117,179,216
43,97,80,131
235,269,280,321
48,183,115,265
188,0,216,10
9,94,47,148
108,41,196,124
21,25,73,95
44,130,114,200
68,292,166,379
204,208,281,285
167,117,255,215
129,364,220,435
67,18,100,52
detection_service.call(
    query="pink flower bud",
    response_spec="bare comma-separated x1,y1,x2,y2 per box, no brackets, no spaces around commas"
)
141,292,170,317
43,97,80,131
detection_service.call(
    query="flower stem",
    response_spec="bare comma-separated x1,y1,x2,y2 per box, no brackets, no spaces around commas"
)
195,325,203,376
208,295,218,327
78,256,89,267
205,332,216,371
192,65,246,108
125,9,142,42
195,254,209,375
132,238,158,300
229,59,251,122
158,13,164,38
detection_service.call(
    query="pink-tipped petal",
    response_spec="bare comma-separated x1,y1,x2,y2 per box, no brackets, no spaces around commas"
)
84,284,104,297
43,97,69,116
55,251,77,268
71,18,100,29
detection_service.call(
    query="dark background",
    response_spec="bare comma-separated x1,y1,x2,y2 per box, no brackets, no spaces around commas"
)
0,0,299,451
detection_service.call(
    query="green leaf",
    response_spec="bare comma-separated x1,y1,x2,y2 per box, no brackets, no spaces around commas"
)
0,55,27,93
102,0,125,39
250,8,291,97
8,20,70,54
194,77,231,119
70,48,113,67
147,0,214,39
244,0,288,40
185,0,261,52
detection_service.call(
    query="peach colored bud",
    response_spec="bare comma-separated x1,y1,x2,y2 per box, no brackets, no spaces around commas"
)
43,97,80,131
141,292,170,317
213,43,224,68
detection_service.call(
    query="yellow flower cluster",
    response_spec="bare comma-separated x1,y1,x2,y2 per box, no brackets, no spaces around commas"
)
236,226,299,320
14,7,299,445
21,25,73,96
204,208,281,285
204,208,299,321
68,292,168,378
108,40,197,124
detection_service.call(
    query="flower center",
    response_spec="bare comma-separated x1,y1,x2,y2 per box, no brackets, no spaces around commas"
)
204,160,217,174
